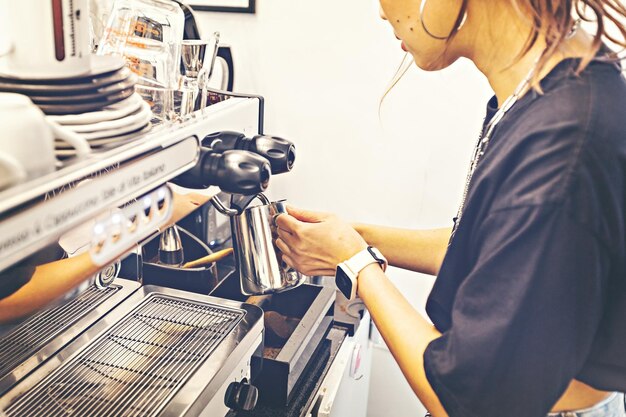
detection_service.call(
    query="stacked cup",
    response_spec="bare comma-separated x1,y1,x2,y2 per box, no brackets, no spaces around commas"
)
0,1,91,189
0,93,90,190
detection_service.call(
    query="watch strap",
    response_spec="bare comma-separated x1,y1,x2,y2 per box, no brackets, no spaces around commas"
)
344,246,387,276
367,246,387,272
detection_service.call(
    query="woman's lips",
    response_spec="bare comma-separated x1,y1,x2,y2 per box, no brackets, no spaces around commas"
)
394,33,407,52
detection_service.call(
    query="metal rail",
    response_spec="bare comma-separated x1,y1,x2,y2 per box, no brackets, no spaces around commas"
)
5,295,244,417
0,285,121,381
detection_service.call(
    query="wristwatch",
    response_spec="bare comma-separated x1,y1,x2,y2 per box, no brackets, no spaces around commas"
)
335,246,387,300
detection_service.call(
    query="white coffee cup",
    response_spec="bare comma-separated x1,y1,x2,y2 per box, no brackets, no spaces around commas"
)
0,0,92,78
0,93,91,190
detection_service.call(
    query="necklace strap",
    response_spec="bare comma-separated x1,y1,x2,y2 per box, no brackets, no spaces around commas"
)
450,50,547,240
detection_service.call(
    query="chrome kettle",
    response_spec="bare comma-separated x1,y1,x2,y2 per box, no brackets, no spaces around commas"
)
212,194,304,296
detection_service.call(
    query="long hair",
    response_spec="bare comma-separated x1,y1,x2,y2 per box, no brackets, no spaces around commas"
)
384,1,626,93
511,0,626,84
447,1,626,82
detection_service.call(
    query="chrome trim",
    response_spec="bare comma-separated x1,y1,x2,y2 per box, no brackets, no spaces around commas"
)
0,278,140,397
0,286,264,417
308,338,355,417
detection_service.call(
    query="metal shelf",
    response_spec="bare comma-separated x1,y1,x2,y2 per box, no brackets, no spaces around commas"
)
0,96,262,273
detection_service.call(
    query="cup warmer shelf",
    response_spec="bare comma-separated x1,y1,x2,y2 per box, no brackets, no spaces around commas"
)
0,95,263,274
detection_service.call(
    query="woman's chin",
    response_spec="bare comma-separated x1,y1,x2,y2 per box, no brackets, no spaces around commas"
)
413,53,456,72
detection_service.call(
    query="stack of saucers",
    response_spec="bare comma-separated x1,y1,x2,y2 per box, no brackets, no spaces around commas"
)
49,94,152,158
0,55,152,157
0,56,135,114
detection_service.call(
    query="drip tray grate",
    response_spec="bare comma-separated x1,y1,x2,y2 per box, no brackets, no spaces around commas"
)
0,285,121,381
5,295,244,417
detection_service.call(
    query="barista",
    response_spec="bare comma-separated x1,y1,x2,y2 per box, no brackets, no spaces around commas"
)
275,1,626,416
0,191,212,323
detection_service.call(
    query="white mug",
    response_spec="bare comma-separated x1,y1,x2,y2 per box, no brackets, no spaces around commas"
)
0,93,91,190
0,0,92,78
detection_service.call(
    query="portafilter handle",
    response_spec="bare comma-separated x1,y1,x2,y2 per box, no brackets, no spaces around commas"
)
172,148,271,193
203,131,296,174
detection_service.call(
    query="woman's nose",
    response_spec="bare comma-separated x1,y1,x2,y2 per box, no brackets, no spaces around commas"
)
379,5,387,21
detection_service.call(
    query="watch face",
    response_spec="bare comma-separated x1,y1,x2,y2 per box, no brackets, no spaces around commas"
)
335,266,355,300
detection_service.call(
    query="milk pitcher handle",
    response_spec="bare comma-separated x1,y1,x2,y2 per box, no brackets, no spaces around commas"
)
210,192,270,217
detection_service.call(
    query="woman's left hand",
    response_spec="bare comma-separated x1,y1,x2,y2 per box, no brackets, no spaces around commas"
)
274,206,368,276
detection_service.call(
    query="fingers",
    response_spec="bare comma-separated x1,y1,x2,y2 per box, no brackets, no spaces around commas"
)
285,205,329,223
275,206,336,234
276,227,298,247
275,212,301,234
282,254,295,270
275,237,292,257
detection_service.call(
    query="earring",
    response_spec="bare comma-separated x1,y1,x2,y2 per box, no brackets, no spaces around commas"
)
419,0,468,40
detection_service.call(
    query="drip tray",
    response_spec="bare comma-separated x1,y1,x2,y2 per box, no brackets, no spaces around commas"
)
0,278,140,396
0,285,264,417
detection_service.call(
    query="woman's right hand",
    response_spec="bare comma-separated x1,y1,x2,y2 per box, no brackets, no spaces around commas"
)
275,206,368,276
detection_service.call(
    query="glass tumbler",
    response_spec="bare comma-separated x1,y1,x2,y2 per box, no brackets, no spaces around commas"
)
178,33,220,118
97,0,184,89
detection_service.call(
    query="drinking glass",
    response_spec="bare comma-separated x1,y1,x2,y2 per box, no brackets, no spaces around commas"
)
135,83,175,123
179,33,220,118
97,0,184,89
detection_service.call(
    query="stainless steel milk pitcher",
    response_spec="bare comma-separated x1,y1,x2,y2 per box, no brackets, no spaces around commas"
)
212,194,305,295
232,197,305,295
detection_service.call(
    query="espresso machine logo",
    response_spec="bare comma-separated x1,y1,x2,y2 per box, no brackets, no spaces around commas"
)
44,162,121,201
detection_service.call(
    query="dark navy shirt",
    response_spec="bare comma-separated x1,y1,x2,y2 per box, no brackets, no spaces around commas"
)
424,57,626,417
0,243,64,299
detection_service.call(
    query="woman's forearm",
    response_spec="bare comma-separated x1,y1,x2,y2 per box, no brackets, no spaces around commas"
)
357,264,448,417
0,191,214,323
353,224,451,275
0,251,101,323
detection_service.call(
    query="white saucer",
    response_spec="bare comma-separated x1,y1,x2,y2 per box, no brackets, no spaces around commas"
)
55,124,152,153
46,94,144,125
63,101,151,133
37,88,134,115
87,124,152,146
27,73,137,104
0,69,134,98
80,115,152,140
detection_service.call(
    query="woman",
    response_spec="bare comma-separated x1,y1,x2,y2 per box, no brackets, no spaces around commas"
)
274,1,626,416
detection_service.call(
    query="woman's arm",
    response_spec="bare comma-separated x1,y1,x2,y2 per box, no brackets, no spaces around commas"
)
275,207,449,416
353,223,451,275
0,252,103,323
0,191,214,323
357,263,448,417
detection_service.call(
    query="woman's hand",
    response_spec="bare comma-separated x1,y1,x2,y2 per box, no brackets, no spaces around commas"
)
274,206,368,276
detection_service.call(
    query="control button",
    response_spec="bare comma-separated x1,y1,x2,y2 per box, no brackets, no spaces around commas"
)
224,378,258,411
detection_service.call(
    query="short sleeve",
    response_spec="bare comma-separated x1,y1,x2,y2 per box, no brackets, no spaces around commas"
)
0,243,64,300
424,204,608,417
0,265,35,299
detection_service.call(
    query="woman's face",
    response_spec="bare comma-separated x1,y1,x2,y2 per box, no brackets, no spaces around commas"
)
379,0,466,70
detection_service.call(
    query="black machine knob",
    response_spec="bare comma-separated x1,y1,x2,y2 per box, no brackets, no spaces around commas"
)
204,131,296,175
172,148,271,194
224,379,258,412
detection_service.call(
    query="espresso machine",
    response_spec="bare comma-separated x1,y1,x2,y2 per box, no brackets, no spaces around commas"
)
121,130,339,411
0,1,351,414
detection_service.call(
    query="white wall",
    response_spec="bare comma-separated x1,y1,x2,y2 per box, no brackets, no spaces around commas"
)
192,1,492,416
